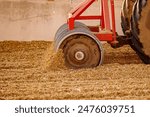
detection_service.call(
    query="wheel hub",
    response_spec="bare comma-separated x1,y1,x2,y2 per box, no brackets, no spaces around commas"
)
75,51,85,61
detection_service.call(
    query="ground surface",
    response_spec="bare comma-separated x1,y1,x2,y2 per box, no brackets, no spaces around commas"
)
0,41,150,100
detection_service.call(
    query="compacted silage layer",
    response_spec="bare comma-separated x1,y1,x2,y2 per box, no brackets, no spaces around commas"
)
0,41,150,100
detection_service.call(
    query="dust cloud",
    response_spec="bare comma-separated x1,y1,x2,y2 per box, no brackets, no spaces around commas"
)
48,0,70,40
0,0,71,41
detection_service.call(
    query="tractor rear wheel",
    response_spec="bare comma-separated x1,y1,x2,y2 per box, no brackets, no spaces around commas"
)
131,0,150,63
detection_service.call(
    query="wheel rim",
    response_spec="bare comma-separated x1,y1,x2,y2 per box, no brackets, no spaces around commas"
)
75,51,85,61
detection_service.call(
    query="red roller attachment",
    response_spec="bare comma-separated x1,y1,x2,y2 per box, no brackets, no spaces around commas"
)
68,0,118,44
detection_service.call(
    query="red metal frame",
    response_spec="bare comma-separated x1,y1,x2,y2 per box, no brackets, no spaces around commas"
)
68,0,117,43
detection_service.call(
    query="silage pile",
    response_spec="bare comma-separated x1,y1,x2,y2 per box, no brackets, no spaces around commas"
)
0,41,150,100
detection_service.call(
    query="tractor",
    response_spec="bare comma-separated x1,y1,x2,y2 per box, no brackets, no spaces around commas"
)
54,0,150,68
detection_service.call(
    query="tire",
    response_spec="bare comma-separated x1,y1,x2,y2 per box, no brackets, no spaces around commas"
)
62,34,102,68
54,27,103,69
131,0,150,63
